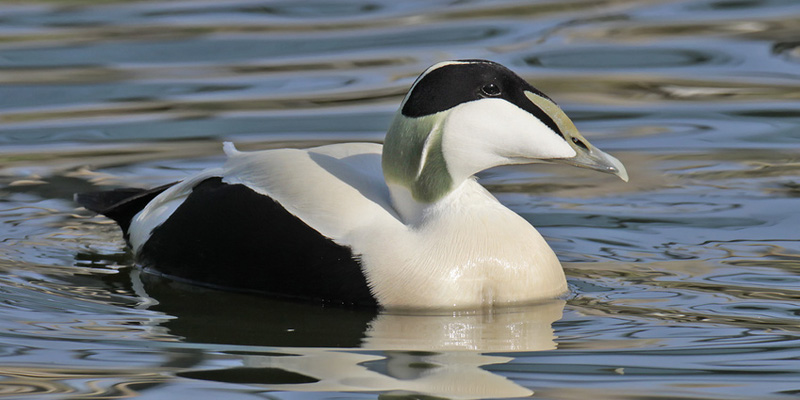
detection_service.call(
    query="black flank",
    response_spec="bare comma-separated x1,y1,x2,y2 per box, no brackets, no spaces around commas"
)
138,177,377,307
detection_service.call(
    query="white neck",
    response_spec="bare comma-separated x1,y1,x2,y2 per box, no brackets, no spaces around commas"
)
387,183,428,225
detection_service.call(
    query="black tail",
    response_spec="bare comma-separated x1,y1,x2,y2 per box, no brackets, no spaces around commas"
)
75,182,178,234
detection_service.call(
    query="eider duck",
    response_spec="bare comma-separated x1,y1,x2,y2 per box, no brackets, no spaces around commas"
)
77,60,628,309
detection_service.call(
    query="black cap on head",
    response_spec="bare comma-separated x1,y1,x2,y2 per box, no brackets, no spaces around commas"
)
400,60,563,138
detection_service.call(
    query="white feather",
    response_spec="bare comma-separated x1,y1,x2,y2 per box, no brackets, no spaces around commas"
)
222,141,240,156
355,176,566,309
221,143,399,241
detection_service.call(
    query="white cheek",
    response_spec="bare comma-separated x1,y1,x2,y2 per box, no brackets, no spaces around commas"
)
443,98,576,169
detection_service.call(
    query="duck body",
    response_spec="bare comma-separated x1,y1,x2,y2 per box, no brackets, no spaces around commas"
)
78,60,626,309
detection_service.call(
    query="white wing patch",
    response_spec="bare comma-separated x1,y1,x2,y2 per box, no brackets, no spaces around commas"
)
220,142,402,242
128,142,401,254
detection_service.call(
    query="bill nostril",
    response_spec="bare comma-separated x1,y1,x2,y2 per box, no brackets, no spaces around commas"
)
571,137,588,150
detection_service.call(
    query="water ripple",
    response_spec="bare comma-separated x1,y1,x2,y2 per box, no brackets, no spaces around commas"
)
1,0,800,398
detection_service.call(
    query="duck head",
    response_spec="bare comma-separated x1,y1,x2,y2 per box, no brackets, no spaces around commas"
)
382,60,628,217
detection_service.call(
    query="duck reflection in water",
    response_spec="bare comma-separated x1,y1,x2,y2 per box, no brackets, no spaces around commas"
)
138,272,564,399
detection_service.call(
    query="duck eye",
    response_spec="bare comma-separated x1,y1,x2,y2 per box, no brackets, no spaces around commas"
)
480,83,501,97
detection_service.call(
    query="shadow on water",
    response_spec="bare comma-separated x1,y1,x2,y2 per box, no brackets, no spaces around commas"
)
132,270,564,399
24,241,565,399
0,238,564,399
139,272,377,348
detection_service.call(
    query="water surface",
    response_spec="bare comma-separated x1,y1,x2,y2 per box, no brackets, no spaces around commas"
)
1,0,799,399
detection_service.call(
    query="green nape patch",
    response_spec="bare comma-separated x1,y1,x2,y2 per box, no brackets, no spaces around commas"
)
382,113,453,203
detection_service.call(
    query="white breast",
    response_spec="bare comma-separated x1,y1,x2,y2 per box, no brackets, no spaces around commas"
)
352,179,566,309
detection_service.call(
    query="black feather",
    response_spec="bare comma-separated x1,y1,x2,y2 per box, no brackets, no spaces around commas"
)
75,182,178,235
138,177,377,307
